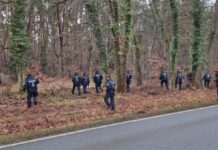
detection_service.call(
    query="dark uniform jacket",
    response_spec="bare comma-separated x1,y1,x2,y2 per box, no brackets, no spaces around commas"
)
23,75,40,93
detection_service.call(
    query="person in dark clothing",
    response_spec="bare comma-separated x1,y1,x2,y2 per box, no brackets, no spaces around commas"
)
104,76,116,111
81,73,90,94
215,71,218,101
202,72,211,88
126,70,132,93
93,71,103,93
72,73,81,96
175,71,183,90
186,72,192,88
0,79,1,85
159,70,169,90
23,74,40,108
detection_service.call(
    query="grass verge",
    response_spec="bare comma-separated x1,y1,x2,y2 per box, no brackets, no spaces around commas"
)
0,100,217,146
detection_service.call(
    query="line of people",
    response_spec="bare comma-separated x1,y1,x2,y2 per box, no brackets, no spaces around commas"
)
21,70,132,110
71,70,132,96
71,70,132,111
159,70,214,90
20,69,218,110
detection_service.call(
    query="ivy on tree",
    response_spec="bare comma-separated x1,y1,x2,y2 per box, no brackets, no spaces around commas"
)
10,0,28,90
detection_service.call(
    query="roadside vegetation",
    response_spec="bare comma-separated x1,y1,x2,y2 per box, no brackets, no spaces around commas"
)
0,77,217,145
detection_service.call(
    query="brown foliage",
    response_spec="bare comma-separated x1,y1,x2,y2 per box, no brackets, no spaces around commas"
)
0,82,216,135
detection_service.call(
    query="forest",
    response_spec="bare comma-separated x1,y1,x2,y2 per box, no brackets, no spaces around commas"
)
0,0,218,145
0,0,217,90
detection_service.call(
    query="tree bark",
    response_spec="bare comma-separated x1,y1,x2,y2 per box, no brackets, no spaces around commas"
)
57,4,64,75
169,0,179,88
150,0,170,61
191,0,203,85
208,0,218,72
86,2,107,73
134,35,142,86
108,0,123,92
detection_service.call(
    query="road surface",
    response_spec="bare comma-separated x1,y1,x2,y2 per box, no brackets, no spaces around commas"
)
1,105,218,150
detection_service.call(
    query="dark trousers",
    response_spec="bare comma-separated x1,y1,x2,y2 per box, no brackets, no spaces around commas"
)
95,83,103,93
175,82,182,90
72,85,81,96
216,87,218,100
27,91,38,108
104,91,115,110
204,80,210,88
82,85,88,94
126,82,130,93
161,80,169,90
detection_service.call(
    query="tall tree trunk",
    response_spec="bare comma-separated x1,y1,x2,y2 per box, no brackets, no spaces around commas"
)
26,1,33,38
86,2,107,74
122,0,134,91
208,0,218,72
169,0,179,88
39,1,48,74
108,0,123,92
57,5,64,75
150,0,170,61
10,0,28,91
134,35,142,86
191,0,203,85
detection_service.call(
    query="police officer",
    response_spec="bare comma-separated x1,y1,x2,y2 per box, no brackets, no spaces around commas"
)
215,71,218,101
23,74,40,108
159,70,169,90
202,72,211,88
175,71,183,90
186,72,192,88
93,71,103,93
126,70,132,93
81,73,90,94
72,72,81,96
104,75,115,111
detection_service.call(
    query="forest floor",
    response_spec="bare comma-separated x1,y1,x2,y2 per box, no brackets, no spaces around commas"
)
0,77,218,145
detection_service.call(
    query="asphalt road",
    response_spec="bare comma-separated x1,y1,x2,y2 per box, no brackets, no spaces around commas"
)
1,105,218,150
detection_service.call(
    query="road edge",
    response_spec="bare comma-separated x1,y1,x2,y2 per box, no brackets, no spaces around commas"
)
0,104,218,149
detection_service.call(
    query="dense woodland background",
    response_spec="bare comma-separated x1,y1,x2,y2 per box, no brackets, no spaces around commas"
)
0,0,218,139
0,0,217,92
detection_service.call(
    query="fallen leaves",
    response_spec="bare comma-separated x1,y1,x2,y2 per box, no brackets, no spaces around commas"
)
0,85,217,136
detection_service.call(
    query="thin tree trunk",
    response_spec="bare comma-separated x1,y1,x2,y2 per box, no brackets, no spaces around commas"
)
150,0,170,61
208,0,218,72
134,35,142,86
57,5,64,75
39,1,48,74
